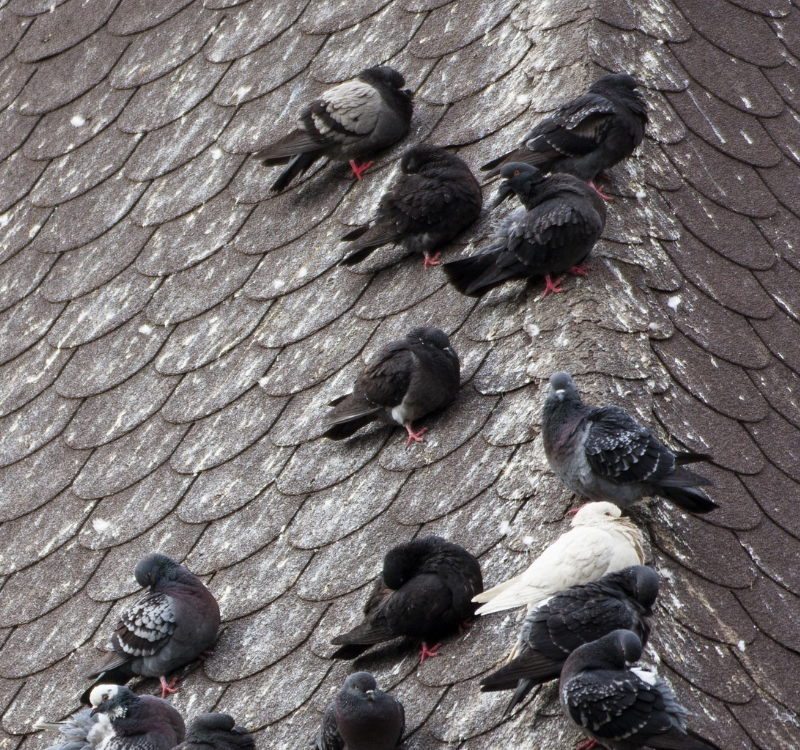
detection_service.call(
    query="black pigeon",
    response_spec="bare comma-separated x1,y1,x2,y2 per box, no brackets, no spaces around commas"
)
331,535,483,663
541,372,718,514
340,144,482,268
38,685,185,750
86,553,221,699
481,73,647,197
254,66,414,192
443,163,606,298
480,565,658,716
174,714,254,750
316,672,405,750
322,327,460,446
560,631,720,750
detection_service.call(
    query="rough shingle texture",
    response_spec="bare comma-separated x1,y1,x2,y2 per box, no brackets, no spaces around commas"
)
0,0,798,749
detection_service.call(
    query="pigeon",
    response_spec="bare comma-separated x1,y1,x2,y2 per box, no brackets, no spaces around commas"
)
315,672,405,750
322,327,460,446
473,502,645,616
37,684,185,750
254,66,414,192
173,714,254,750
560,631,720,750
331,535,483,663
443,163,606,298
481,73,648,198
339,144,483,268
541,372,718,514
86,553,221,699
480,565,659,716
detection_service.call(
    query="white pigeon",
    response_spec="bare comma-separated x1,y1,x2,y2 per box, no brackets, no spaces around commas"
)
473,502,645,616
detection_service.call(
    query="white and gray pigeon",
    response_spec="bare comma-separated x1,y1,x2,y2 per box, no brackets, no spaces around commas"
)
339,144,483,268
322,327,460,446
86,554,220,699
37,684,185,750
541,372,718,514
481,73,648,198
254,66,414,192
472,502,645,616
560,631,720,750
173,714,254,750
315,672,405,750
480,565,659,716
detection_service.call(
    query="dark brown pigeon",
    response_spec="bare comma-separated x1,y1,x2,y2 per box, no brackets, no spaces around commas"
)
541,372,718,514
340,144,482,268
480,565,658,716
331,535,483,663
443,163,606,298
481,73,647,198
322,327,460,446
254,66,414,192
316,672,404,750
86,554,220,699
560,631,720,750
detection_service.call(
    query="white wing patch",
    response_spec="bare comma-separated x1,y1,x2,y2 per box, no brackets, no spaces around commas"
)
630,667,659,686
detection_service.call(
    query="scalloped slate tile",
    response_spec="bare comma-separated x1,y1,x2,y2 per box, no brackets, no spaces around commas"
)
0,203,51,266
0,55,30,110
170,385,287,473
73,415,190,499
0,292,58,365
0,244,55,315
733,632,800,713
739,516,800,597
207,540,313,620
116,52,228,134
79,464,192,550
287,460,408,549
155,294,270,375
177,434,293,522
0,150,47,214
735,573,800,652
107,0,194,35
110,2,221,89
0,338,71,417
16,29,128,117
0,106,38,164
298,0,391,35
731,692,800,749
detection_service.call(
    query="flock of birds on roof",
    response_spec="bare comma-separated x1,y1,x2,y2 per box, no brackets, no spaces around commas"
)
35,64,725,750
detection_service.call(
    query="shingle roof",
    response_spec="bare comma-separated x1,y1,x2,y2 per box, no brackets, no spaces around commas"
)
0,0,799,748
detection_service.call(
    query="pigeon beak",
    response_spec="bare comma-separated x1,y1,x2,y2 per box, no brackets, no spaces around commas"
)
491,181,514,208
555,388,565,401
90,707,100,717
365,690,375,701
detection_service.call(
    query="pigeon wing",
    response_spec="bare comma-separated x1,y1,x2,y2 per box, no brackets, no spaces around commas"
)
356,345,415,409
315,706,344,750
307,80,382,143
113,591,178,658
585,406,676,485
526,93,616,158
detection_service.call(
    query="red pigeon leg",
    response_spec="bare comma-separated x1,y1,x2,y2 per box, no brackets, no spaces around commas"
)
423,252,441,269
575,740,598,750
405,425,428,447
419,642,442,664
588,181,613,201
541,275,565,299
349,160,374,180
567,265,591,277
458,617,474,634
159,676,179,698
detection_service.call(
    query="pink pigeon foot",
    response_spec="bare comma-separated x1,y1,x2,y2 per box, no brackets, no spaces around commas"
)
575,740,598,750
159,676,179,698
423,252,441,269
459,617,474,634
541,275,565,299
349,160,374,180
419,642,441,664
567,264,591,277
405,425,428,447
589,181,613,201
197,649,214,662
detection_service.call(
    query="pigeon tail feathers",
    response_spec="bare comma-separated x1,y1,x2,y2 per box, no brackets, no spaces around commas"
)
270,151,321,192
646,727,721,750
443,251,521,297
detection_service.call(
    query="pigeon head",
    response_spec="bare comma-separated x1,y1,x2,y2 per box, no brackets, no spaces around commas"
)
361,66,406,90
546,371,581,405
407,327,458,363
89,685,136,719
134,553,182,588
187,713,236,740
493,163,545,207
591,73,647,119
570,501,622,527
592,73,639,93
567,630,644,673
631,565,659,608
342,672,380,702
401,144,454,174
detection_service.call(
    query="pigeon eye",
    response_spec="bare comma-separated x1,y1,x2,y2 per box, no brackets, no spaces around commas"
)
513,170,520,176
102,694,109,702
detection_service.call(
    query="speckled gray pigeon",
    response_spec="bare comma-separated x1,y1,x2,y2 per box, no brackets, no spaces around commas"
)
86,554,221,699
315,672,405,750
481,73,648,198
173,714,254,750
254,66,414,192
444,163,606,298
322,327,460,446
37,685,185,750
331,535,483,663
481,565,658,716
560,631,720,750
542,372,718,514
340,144,482,268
